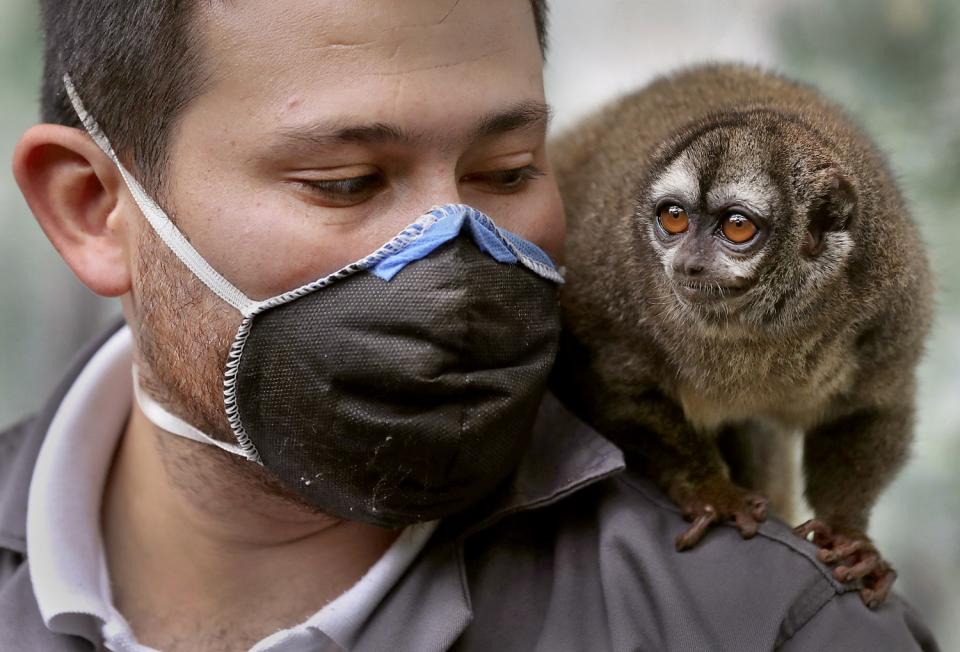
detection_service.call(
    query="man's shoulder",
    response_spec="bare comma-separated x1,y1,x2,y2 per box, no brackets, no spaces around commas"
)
458,468,937,651
600,471,850,642
604,470,843,592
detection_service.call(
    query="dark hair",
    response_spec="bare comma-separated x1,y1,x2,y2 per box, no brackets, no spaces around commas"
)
38,0,550,198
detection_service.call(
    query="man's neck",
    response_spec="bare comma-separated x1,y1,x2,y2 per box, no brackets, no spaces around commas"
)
101,403,400,651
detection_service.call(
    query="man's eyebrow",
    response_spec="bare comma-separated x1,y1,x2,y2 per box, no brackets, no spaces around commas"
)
274,121,412,149
273,100,552,150
472,100,552,139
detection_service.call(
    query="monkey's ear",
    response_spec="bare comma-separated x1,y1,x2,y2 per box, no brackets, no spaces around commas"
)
803,173,856,258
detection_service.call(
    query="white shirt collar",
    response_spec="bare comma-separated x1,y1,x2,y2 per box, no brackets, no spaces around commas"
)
26,325,436,651
26,325,134,646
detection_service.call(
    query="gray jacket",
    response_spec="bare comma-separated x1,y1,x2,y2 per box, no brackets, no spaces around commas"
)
0,323,940,651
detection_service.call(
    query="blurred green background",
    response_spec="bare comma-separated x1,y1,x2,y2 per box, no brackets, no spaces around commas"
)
2,0,957,647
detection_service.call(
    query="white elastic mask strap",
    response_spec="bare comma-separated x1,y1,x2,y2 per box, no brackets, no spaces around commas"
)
62,73,256,316
132,367,248,459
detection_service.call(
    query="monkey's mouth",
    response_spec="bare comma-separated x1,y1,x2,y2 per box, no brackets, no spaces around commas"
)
673,280,750,302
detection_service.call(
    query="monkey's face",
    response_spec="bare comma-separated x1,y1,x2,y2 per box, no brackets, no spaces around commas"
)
637,113,857,331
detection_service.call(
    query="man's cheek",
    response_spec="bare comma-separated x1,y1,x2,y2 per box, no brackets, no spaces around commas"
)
133,228,240,440
530,184,566,265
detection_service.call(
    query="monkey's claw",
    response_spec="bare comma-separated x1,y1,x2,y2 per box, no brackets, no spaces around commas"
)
671,478,768,551
793,519,896,609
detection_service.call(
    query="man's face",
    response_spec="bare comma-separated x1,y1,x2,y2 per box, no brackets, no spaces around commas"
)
133,0,562,447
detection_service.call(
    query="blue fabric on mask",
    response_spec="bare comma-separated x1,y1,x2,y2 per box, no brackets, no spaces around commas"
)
370,204,558,282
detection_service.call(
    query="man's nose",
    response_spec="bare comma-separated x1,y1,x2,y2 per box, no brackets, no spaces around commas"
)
404,171,463,217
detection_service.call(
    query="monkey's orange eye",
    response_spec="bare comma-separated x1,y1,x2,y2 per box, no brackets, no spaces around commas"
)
721,213,758,243
658,205,689,234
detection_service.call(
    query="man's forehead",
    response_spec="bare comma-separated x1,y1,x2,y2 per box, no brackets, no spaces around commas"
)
199,0,538,83
183,0,544,150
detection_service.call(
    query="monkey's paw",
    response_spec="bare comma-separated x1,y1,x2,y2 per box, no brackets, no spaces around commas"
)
793,519,896,609
670,477,768,552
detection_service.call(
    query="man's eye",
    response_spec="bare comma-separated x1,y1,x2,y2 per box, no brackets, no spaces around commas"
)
300,173,385,206
462,165,545,194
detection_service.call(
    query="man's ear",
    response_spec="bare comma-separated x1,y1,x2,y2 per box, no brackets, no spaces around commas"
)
12,124,133,297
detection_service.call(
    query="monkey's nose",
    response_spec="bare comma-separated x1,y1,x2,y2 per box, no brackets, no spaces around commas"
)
673,255,705,277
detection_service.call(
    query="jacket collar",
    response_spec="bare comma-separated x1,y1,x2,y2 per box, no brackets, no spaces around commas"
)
0,319,624,554
0,317,126,555
443,391,625,539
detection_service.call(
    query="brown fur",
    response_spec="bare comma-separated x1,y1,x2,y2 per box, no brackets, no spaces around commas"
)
550,63,933,538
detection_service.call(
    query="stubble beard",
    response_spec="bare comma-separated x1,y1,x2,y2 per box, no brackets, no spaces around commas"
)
133,221,235,444
130,223,330,520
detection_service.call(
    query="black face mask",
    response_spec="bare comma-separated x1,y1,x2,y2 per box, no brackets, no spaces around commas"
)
233,223,562,526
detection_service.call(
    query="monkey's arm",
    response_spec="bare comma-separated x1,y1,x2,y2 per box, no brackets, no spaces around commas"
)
798,302,925,607
597,386,769,551
803,403,913,532
798,401,914,607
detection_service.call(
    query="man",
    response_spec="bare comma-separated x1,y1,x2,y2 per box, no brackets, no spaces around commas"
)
0,0,941,650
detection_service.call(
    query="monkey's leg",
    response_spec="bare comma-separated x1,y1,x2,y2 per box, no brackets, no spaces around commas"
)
605,390,769,551
796,406,913,608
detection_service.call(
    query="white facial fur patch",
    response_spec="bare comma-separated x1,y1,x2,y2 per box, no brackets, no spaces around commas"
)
718,250,765,279
658,243,679,276
649,152,700,208
706,178,776,217
793,231,855,316
808,231,854,281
